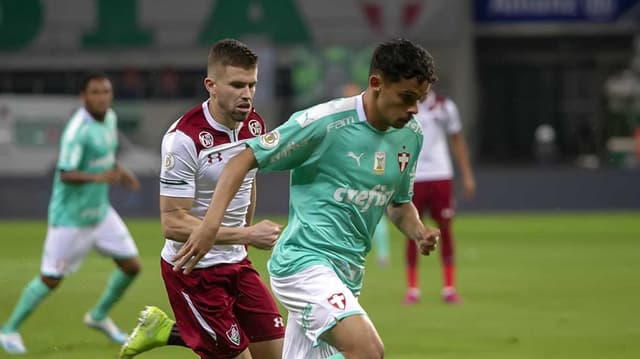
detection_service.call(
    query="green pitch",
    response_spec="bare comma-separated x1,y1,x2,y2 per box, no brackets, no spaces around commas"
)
1,212,638,358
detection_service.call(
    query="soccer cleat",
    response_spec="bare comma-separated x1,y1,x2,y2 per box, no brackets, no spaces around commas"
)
0,332,27,354
84,312,128,344
118,306,174,359
441,287,461,304
403,288,421,304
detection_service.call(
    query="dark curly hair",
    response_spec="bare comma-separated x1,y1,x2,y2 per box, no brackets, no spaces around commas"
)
369,38,438,84
208,39,258,73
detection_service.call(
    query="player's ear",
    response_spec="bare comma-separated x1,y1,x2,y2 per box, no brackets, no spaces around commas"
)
204,77,216,96
369,74,382,93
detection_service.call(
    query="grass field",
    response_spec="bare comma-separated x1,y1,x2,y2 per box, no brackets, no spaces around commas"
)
0,212,639,359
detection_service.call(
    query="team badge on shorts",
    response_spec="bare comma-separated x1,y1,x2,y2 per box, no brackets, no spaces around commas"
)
248,119,263,136
226,323,241,346
327,292,346,310
199,131,214,148
397,148,410,173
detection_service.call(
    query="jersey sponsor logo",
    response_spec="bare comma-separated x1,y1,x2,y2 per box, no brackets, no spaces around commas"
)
397,149,410,173
259,130,280,149
164,153,175,170
327,293,346,310
226,323,241,346
333,184,395,212
373,151,385,175
347,151,364,166
199,131,214,148
248,119,262,136
269,139,311,164
326,116,356,132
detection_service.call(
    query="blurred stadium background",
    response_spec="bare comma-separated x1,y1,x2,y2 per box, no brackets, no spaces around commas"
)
0,1,639,358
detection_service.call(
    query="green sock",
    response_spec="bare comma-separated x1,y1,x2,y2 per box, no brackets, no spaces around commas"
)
90,268,137,321
327,354,346,359
2,277,52,333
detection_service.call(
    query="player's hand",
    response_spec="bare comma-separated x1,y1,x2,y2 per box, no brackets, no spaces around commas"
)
95,168,121,184
117,166,141,191
247,220,283,250
172,224,216,275
414,226,440,256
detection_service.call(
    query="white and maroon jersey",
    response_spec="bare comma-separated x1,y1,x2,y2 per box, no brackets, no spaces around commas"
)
159,101,266,268
414,92,463,182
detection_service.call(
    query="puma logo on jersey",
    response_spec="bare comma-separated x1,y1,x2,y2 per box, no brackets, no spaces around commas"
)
347,151,364,166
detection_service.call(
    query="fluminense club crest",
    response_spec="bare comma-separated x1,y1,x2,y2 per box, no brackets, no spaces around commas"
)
199,131,214,148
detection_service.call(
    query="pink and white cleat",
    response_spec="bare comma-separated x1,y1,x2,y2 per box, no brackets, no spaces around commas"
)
403,288,421,304
441,287,461,304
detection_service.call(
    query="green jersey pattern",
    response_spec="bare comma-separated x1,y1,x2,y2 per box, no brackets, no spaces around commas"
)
49,108,118,227
247,96,423,295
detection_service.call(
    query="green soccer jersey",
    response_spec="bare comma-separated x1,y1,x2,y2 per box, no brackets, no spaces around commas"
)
48,107,118,227
247,95,423,295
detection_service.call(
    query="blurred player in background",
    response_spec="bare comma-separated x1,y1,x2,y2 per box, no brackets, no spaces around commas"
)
119,39,284,359
404,90,476,304
0,72,142,355
174,38,440,359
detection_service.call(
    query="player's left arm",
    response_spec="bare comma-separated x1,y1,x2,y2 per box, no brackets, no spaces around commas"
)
387,202,439,256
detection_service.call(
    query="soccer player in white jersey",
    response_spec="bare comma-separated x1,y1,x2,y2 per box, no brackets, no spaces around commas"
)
0,73,142,355
119,39,284,359
404,91,476,305
175,38,441,359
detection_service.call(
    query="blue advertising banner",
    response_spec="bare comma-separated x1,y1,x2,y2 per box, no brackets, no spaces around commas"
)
475,0,640,22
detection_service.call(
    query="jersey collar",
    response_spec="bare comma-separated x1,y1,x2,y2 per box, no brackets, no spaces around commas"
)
355,92,367,123
201,100,244,137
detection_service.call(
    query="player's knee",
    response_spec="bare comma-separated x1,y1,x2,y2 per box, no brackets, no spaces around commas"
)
40,275,62,290
117,257,142,276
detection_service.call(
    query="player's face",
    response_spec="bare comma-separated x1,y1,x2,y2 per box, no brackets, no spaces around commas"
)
375,76,430,129
81,78,113,119
207,65,258,123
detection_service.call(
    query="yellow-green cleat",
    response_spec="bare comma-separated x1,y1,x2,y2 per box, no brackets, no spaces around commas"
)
118,306,174,359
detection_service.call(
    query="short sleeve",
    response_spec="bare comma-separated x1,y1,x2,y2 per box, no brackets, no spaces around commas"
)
444,99,462,134
57,128,85,171
392,136,422,204
247,110,327,172
159,131,198,198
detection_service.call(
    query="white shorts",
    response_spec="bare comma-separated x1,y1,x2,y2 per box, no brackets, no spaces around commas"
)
41,207,138,277
270,265,367,359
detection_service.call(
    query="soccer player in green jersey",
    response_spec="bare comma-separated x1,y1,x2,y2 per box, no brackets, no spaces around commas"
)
174,39,440,358
0,73,142,355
